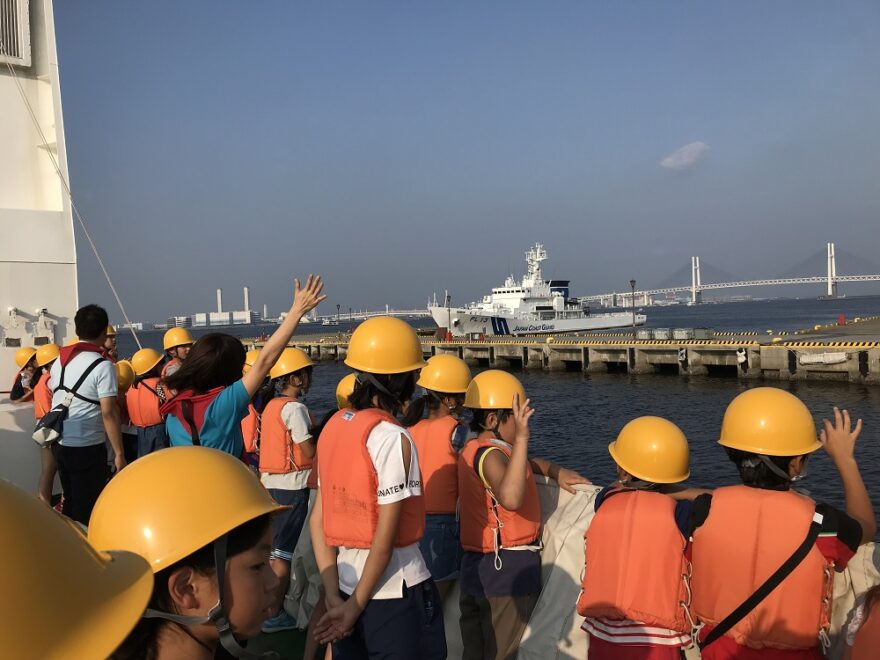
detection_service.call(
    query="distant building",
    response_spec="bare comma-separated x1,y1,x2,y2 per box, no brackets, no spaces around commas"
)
167,316,191,328
209,312,232,326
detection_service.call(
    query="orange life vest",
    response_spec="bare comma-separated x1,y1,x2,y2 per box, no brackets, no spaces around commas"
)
851,598,880,660
126,378,163,427
259,397,313,474
318,408,425,549
458,437,541,553
160,359,178,379
33,372,53,419
241,403,259,454
576,489,690,632
408,416,459,515
692,485,833,650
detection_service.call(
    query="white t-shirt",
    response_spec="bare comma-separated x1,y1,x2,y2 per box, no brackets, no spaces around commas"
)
49,352,117,448
260,400,313,491
334,421,431,599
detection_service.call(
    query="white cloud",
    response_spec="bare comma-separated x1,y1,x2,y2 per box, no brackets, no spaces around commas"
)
660,141,710,171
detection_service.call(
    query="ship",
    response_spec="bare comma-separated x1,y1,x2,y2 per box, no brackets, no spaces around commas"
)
429,244,646,337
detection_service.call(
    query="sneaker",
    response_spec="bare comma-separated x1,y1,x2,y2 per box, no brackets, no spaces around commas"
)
261,610,297,634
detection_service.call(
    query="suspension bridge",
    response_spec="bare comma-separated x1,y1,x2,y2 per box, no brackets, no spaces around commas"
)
580,243,880,307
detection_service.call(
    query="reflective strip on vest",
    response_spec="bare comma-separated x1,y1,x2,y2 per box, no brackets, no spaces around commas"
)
576,489,691,633
318,408,425,549
458,437,541,554
691,485,833,650
258,397,313,474
408,416,459,515
126,378,163,427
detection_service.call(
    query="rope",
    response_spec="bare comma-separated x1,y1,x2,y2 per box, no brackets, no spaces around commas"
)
1,45,142,350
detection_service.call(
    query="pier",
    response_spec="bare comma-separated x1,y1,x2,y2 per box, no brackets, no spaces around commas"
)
252,319,880,385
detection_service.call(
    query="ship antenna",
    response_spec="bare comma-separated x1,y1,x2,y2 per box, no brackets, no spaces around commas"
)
2,46,143,349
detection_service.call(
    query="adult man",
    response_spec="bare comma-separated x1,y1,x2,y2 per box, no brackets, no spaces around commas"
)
49,304,124,524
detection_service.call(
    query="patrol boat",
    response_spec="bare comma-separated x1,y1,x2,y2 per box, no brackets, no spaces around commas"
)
429,244,645,337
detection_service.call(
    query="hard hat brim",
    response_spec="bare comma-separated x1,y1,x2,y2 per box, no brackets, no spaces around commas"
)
343,357,427,375
718,437,823,457
608,441,690,484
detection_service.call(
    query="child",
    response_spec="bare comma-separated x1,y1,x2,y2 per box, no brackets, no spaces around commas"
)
310,317,446,659
104,324,118,362
160,327,194,378
458,369,589,660
127,348,170,458
34,343,60,506
259,347,317,633
402,353,472,601
115,360,138,465
577,416,694,659
10,346,37,403
691,388,876,658
89,446,286,659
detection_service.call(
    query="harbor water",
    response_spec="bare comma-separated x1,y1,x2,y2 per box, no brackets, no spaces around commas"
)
117,296,880,536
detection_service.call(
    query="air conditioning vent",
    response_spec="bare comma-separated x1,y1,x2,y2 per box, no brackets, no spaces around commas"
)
0,0,31,68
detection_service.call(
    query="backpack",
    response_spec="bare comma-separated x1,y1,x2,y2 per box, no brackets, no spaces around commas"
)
32,357,104,447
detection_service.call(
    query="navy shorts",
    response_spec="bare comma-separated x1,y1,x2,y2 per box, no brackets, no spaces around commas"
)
333,579,447,660
267,488,309,560
419,513,462,581
136,424,169,458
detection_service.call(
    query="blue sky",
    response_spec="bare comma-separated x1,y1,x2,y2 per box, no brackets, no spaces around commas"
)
55,1,880,320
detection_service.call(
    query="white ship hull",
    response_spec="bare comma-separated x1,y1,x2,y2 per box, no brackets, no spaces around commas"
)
429,306,646,337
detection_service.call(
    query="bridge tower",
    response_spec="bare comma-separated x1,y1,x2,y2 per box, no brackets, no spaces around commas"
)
691,256,702,304
826,242,838,298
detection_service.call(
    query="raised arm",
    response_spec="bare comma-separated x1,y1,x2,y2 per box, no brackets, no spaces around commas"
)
242,275,325,397
482,395,532,511
821,407,876,544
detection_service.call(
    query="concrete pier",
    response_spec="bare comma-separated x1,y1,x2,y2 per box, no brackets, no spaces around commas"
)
251,333,880,385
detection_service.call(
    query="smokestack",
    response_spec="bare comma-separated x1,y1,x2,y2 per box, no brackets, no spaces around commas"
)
263,303,268,320
216,288,223,313
243,286,250,313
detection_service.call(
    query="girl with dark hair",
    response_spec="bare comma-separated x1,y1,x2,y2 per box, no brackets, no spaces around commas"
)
402,354,472,602
690,388,876,658
311,317,447,659
89,446,287,660
160,275,324,456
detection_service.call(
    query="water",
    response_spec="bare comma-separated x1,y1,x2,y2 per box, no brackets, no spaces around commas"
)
116,297,880,536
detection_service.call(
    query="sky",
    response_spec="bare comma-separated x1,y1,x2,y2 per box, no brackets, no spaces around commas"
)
54,1,880,322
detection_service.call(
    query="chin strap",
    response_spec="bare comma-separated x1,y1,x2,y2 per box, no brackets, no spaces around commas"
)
143,536,277,660
743,455,808,484
617,476,657,490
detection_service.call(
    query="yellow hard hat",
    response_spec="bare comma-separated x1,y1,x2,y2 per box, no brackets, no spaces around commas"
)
269,347,313,380
719,387,821,457
89,446,286,573
336,373,357,409
344,316,426,374
417,354,472,394
242,348,261,374
608,416,690,484
35,343,60,367
14,346,37,368
464,370,526,409
106,325,117,337
116,360,135,393
0,480,153,659
131,348,164,376
163,327,194,350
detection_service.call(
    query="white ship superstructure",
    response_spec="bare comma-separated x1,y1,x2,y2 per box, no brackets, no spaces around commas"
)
429,244,645,337
0,0,76,488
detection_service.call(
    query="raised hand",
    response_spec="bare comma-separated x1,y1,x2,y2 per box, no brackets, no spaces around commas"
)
290,274,327,318
512,393,534,445
819,406,863,466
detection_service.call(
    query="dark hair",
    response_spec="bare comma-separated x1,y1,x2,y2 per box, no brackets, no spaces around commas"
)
162,333,245,395
400,390,464,427
349,371,417,414
135,364,163,385
74,304,109,341
725,447,797,490
469,408,510,434
112,514,271,660
311,408,337,441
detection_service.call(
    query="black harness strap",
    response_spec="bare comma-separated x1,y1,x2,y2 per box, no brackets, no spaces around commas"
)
55,357,104,406
181,400,201,446
700,503,828,649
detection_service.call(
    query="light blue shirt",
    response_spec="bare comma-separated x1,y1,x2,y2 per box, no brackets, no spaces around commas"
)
49,352,117,448
166,380,250,456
